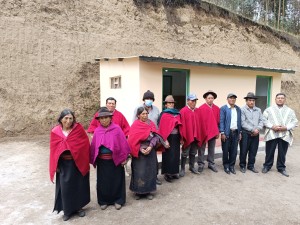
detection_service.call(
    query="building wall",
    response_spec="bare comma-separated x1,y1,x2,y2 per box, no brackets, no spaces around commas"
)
189,66,281,107
139,61,164,113
100,57,282,124
100,57,140,125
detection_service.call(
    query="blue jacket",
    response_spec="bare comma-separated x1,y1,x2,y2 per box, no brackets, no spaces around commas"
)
219,104,242,137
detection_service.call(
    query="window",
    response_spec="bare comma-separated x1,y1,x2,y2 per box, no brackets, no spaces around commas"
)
110,76,121,89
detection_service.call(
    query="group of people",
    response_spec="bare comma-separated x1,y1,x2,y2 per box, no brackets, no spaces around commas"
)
49,90,298,221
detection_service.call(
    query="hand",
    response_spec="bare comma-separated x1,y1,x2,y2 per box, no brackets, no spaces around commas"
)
121,160,127,166
239,133,242,141
142,146,152,155
221,134,226,142
272,125,280,132
251,129,259,136
215,134,220,139
278,126,287,131
165,140,170,149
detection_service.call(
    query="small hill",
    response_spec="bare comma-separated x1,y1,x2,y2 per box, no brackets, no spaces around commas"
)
0,0,299,137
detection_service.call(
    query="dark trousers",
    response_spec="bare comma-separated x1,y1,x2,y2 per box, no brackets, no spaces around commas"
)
222,130,239,169
263,138,289,171
239,131,259,169
198,138,216,167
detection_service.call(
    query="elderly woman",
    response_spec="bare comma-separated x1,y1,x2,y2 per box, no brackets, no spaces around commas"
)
128,107,166,200
90,107,130,210
158,95,182,182
49,109,90,221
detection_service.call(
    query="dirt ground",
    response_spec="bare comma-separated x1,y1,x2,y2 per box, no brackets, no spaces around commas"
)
1,135,300,225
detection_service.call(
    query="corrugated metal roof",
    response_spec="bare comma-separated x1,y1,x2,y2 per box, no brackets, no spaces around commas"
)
95,55,295,74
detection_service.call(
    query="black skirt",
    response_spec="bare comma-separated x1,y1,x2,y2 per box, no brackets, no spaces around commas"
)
53,159,90,216
161,133,180,175
129,149,157,194
96,158,126,206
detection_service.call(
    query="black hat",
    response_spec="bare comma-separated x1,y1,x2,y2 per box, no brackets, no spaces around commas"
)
142,90,155,101
244,92,258,99
95,107,113,119
203,90,217,99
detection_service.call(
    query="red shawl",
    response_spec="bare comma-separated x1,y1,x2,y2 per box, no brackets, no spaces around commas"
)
128,119,158,158
179,106,199,149
87,110,130,136
196,103,220,143
49,123,90,182
90,122,130,166
159,113,181,141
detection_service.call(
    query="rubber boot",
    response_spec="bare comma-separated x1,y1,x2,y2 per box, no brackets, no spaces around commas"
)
189,155,200,174
179,157,187,177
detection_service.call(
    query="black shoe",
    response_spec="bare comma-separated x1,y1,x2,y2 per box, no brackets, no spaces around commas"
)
229,168,236,174
189,167,200,174
198,166,204,173
262,167,269,174
156,178,162,185
63,215,71,221
164,174,172,183
224,168,230,174
248,167,259,173
240,167,246,173
208,165,218,173
77,209,85,217
278,170,289,177
135,194,141,200
171,174,179,179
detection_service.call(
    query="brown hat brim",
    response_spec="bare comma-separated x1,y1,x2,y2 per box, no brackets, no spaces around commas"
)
244,97,258,99
163,101,176,104
96,112,113,118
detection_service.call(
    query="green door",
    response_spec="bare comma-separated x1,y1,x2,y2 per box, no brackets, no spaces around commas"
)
255,76,272,112
162,68,189,110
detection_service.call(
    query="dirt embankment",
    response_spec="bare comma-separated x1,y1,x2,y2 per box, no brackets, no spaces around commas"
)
0,0,299,138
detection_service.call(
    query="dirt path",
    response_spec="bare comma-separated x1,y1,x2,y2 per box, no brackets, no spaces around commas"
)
1,135,300,225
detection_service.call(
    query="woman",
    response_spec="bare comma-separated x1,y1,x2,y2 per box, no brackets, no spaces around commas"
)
158,95,182,182
128,107,165,200
49,109,90,221
90,107,130,210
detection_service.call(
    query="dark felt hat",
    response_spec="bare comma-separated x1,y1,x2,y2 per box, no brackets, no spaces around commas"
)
142,90,155,101
203,90,217,99
95,107,113,118
244,92,258,99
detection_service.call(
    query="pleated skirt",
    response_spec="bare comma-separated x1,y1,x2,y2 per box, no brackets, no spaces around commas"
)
53,159,90,216
96,158,126,206
161,133,180,175
129,149,157,194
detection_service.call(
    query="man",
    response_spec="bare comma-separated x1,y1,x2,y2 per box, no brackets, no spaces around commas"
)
262,93,298,177
220,93,242,175
132,90,161,184
132,90,160,128
196,90,220,173
179,93,200,176
88,97,130,137
239,92,264,173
